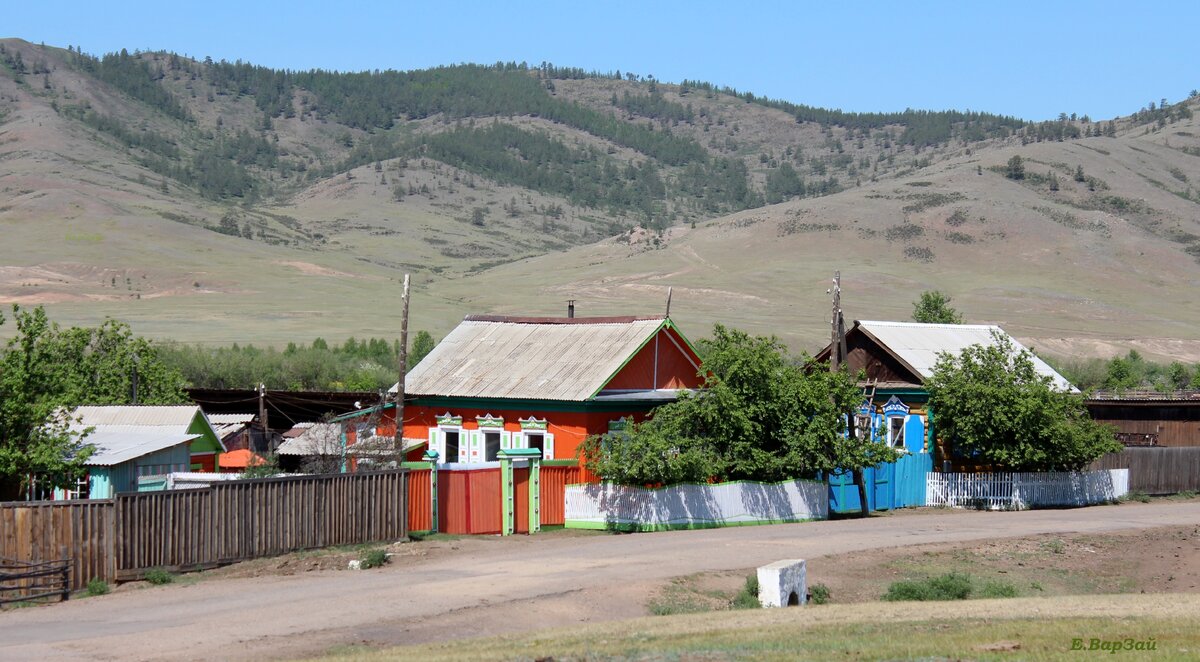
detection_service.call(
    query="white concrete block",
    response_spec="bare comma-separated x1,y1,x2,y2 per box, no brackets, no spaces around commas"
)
757,559,807,607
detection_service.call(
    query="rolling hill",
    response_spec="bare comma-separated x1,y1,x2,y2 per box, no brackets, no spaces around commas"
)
1,38,1199,360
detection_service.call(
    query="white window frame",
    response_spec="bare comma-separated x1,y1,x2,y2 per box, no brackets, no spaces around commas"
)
887,416,906,449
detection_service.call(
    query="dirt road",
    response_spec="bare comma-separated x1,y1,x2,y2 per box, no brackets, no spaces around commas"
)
2,501,1197,661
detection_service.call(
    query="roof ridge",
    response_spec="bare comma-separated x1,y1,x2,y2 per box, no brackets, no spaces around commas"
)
463,314,665,325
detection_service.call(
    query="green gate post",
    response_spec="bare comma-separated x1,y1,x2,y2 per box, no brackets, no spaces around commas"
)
422,450,439,533
497,448,542,536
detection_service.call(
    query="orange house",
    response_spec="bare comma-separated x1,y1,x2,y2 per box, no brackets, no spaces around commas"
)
343,314,705,466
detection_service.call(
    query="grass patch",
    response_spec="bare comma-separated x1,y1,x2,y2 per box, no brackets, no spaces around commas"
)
882,573,1019,602
358,548,389,570
144,568,174,585
882,572,974,601
884,223,924,241
1123,490,1152,503
901,191,966,214
945,208,969,226
331,602,1200,662
730,574,760,610
85,578,110,596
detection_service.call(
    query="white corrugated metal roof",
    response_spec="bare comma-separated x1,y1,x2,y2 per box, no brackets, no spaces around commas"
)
207,413,256,425
69,405,220,465
76,427,200,466
391,316,669,401
72,405,203,427
277,423,343,455
857,321,1076,392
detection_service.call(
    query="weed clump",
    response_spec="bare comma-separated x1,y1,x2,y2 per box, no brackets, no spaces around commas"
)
730,574,760,610
85,578,110,596
809,583,831,605
883,573,979,601
144,568,174,585
358,548,389,569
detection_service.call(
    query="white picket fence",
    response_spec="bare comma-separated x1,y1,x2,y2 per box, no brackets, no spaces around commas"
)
565,478,828,531
926,469,1129,510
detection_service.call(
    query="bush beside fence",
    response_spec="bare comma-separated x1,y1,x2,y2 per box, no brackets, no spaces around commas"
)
565,478,828,532
925,470,1129,510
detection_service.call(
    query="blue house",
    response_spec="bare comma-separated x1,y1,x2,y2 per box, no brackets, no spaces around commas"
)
815,320,1075,511
59,406,225,499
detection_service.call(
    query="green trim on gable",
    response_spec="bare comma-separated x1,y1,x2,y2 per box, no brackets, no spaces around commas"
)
187,411,225,454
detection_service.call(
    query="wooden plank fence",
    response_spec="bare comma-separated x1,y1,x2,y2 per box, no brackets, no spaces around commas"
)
1087,447,1200,494
926,470,1129,510
0,500,115,593
0,469,408,593
0,558,71,607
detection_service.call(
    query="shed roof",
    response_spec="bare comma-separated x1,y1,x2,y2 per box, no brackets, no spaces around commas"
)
72,405,204,427
391,315,675,401
277,423,343,456
76,427,199,466
70,405,218,466
854,321,1075,392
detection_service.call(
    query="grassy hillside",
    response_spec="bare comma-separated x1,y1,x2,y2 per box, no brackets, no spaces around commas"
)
1,38,1198,359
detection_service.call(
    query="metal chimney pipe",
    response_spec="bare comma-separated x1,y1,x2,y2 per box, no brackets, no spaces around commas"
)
567,300,575,318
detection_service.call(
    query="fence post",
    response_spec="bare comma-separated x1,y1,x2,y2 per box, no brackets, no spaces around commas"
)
422,450,439,534
528,452,541,535
61,563,70,602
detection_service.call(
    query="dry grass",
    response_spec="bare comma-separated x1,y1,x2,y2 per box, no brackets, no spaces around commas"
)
321,594,1200,661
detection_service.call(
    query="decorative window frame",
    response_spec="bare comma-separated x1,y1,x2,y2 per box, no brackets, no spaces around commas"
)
516,417,553,460
430,412,466,463
476,414,506,462
881,396,910,450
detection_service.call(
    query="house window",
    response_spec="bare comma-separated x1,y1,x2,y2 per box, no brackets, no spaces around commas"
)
888,417,906,449
525,432,544,456
854,414,872,440
444,430,460,463
484,431,501,462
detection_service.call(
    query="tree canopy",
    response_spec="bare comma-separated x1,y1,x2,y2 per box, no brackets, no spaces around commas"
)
912,290,963,324
926,332,1120,471
579,324,898,485
0,306,187,498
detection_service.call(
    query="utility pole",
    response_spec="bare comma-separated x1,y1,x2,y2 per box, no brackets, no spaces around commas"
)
830,271,844,372
393,274,411,451
258,382,270,452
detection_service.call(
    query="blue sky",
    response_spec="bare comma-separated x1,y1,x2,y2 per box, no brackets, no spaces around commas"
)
6,1,1196,121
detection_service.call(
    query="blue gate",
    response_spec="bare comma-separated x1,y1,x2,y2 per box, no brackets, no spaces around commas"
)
828,452,931,513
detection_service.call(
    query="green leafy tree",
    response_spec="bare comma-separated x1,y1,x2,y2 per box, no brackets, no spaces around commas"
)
912,291,963,324
926,333,1120,471
0,306,186,498
408,331,437,369
579,325,898,486
1005,155,1025,180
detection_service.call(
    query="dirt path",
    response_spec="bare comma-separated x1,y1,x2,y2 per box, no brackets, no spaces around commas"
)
2,501,1197,662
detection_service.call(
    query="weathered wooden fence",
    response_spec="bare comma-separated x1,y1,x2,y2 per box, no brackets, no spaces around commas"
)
0,558,71,607
925,470,1129,510
0,500,116,593
565,478,829,531
1087,448,1200,494
0,469,408,592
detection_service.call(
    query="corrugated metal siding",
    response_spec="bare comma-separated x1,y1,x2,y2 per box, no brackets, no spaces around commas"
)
437,467,502,534
402,319,665,400
407,469,433,532
857,321,1074,391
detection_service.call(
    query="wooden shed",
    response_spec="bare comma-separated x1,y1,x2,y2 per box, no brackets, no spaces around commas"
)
1085,391,1200,447
61,406,225,498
